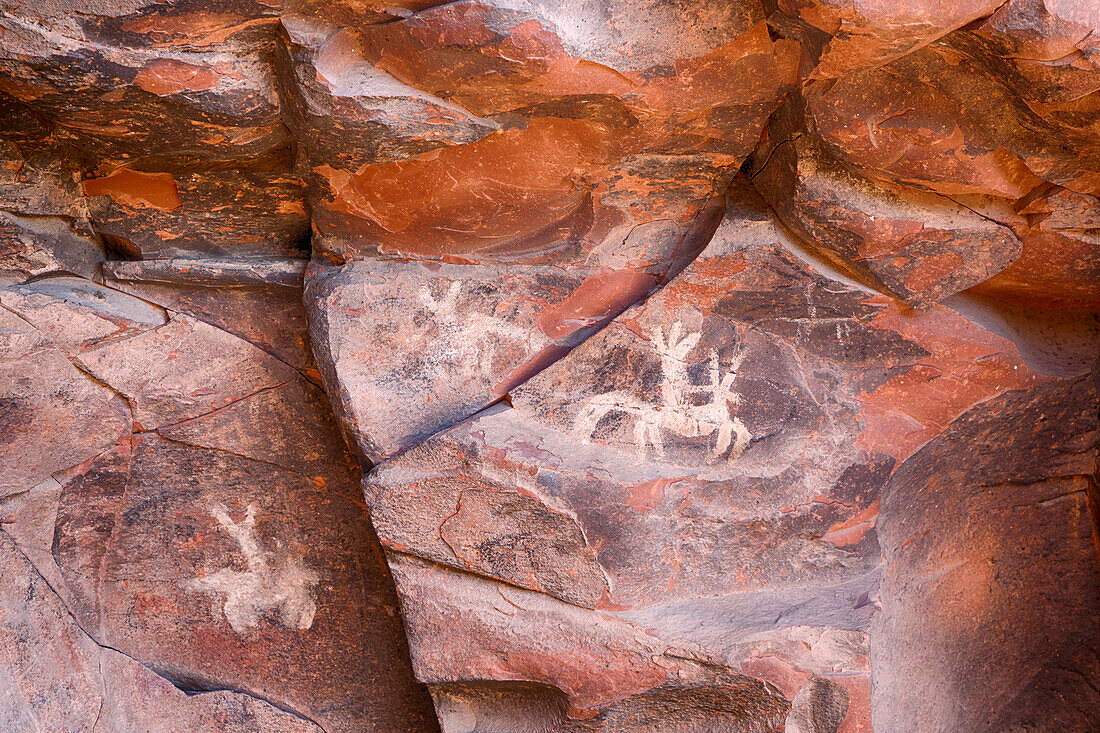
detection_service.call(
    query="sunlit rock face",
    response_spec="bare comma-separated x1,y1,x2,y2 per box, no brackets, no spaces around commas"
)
1,0,1098,732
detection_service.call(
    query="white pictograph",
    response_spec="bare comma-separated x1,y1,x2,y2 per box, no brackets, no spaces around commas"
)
418,281,537,363
575,321,752,460
187,503,319,634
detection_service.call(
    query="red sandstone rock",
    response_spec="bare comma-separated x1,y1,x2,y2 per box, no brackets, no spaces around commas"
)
83,168,309,259
282,0,797,267
805,19,1100,205
305,259,662,460
750,95,1024,307
0,95,84,214
0,275,438,731
0,211,104,281
874,376,1100,730
0,532,323,732
103,258,319,376
0,304,130,499
771,0,1005,80
0,0,307,259
353,191,1064,729
0,0,1098,730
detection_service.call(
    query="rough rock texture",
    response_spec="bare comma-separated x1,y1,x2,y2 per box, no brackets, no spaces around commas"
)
1,0,1099,731
874,376,1100,731
1,531,324,733
305,259,665,460
361,186,1071,731
0,273,438,731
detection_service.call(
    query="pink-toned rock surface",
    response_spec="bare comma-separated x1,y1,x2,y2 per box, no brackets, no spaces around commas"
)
0,275,439,731
102,257,319,376
305,259,665,460
358,188,1085,730
0,301,131,498
0,531,324,732
1,0,1098,731
874,375,1100,730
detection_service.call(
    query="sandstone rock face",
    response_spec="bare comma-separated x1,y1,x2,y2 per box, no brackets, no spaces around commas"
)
0,273,438,731
1,0,1098,732
305,259,663,460
360,187,1078,731
279,0,797,267
874,376,1100,731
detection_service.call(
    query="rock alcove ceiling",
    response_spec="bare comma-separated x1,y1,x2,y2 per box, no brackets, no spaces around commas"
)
0,0,1098,731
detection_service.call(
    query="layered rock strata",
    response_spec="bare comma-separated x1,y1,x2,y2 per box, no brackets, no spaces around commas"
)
1,0,1098,731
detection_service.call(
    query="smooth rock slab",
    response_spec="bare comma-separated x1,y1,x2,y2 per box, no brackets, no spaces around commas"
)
751,95,1022,307
872,376,1100,731
0,531,323,733
103,257,320,380
285,0,797,266
77,312,295,430
306,259,660,461
361,187,1058,730
0,307,130,498
365,188,1045,612
1,272,440,732
46,399,436,733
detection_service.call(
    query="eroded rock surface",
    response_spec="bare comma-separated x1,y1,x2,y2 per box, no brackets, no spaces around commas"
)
1,0,1098,731
874,376,1100,731
0,273,438,731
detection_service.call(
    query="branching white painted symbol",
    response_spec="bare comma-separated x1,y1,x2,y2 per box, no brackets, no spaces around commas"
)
418,281,538,363
187,503,319,634
417,281,463,317
575,321,752,461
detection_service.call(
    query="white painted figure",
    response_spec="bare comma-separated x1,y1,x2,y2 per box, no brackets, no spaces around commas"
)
575,320,751,461
187,503,319,634
417,281,540,364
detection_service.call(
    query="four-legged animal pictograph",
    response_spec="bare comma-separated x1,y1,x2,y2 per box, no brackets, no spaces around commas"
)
575,321,752,460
